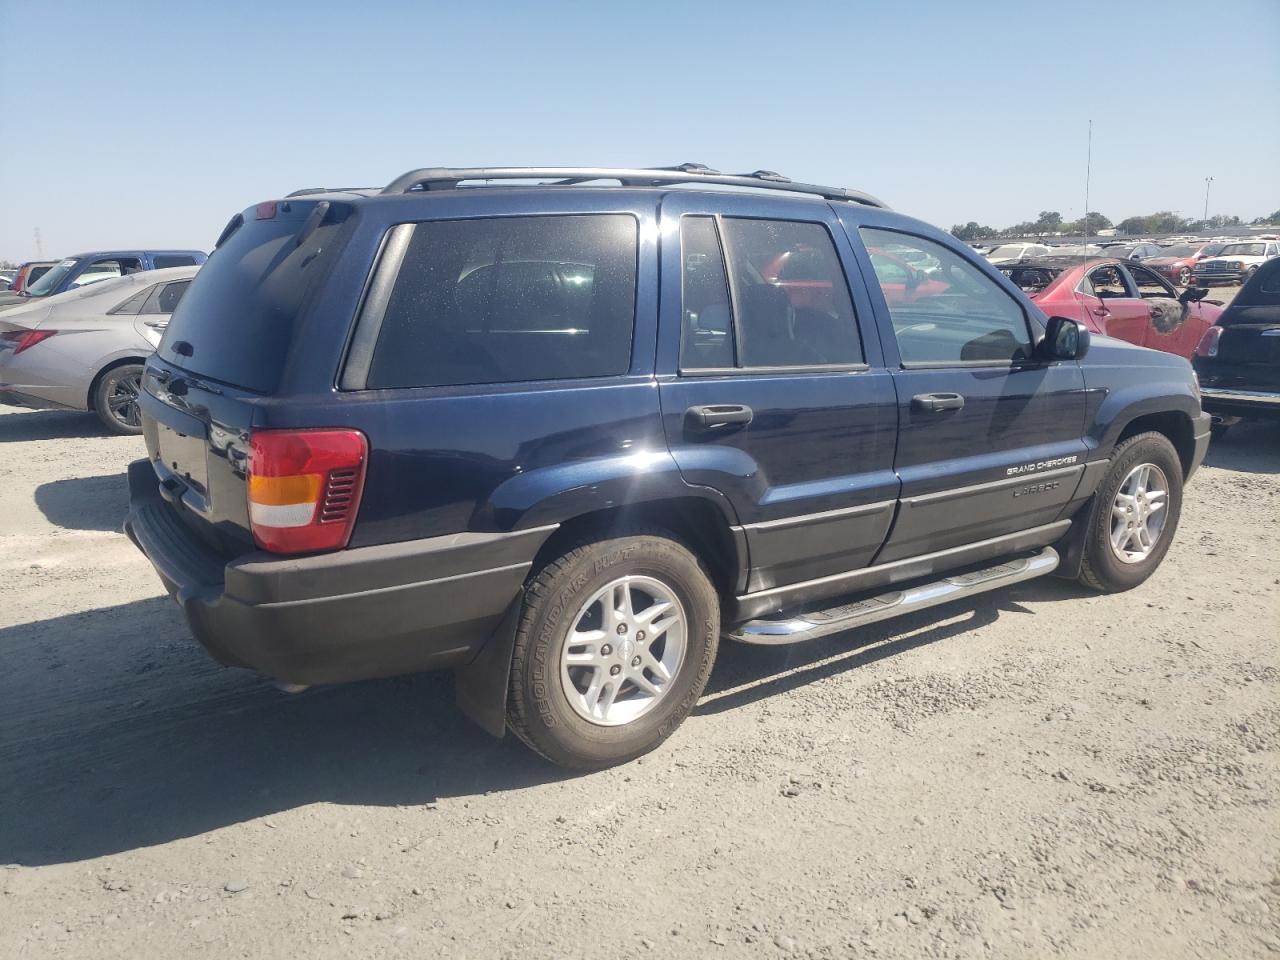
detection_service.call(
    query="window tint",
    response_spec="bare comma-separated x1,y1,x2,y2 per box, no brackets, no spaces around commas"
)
366,215,637,389
677,218,863,370
153,255,197,269
680,217,734,369
140,279,192,314
862,229,1032,365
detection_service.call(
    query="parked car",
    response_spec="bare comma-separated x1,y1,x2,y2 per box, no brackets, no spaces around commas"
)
0,249,206,311
1191,240,1280,286
0,266,198,432
2,260,56,297
1144,241,1228,287
1193,256,1280,436
123,165,1209,770
997,256,1222,360
1095,242,1163,262
984,242,1052,264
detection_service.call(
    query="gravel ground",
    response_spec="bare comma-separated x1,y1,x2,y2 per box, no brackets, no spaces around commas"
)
0,403,1276,960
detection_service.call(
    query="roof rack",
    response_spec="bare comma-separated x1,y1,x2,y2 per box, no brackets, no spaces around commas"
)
284,187,374,198
379,163,888,208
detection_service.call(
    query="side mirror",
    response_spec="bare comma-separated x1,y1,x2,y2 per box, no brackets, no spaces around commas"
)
1039,316,1091,361
1179,286,1209,303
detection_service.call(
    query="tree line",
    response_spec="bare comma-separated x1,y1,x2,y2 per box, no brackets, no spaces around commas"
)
950,208,1280,242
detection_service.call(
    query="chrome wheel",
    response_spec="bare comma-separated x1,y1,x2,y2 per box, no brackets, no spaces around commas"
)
1177,267,1191,286
107,371,143,428
1109,463,1169,564
559,575,686,727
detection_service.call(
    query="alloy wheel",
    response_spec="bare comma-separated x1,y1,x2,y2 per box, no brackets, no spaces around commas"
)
108,372,143,429
559,575,687,726
1109,463,1169,564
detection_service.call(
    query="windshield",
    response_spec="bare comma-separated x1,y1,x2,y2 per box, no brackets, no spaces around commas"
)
1159,244,1195,257
1220,243,1265,257
23,258,79,297
987,245,1024,258
1198,242,1226,257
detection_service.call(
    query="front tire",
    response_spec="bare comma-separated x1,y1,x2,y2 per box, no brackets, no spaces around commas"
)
1078,432,1184,593
1177,266,1191,286
93,363,145,435
506,530,719,769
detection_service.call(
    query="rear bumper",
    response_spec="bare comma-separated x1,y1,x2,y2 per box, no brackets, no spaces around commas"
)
1200,387,1280,421
123,458,555,685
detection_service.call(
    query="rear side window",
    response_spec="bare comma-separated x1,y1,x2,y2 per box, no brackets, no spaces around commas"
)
157,204,346,392
678,216,863,370
364,215,637,389
140,280,191,314
153,255,197,269
861,229,1031,365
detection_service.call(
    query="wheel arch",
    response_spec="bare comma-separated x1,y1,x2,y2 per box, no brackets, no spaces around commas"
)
1114,410,1196,479
86,355,148,410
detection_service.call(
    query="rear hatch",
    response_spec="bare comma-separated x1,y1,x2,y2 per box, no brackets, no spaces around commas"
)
141,198,353,555
1211,319,1280,390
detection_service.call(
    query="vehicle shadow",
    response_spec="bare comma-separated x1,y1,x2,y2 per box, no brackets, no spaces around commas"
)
34,473,129,532
1202,420,1280,475
700,575,1080,714
0,408,112,442
0,575,1086,866
0,598,560,867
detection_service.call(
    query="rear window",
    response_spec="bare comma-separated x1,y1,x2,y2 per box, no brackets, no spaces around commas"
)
157,205,346,392
363,214,637,389
153,255,198,269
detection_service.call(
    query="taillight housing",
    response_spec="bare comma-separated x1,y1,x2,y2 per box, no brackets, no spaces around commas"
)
1195,326,1223,358
247,429,367,554
1,329,58,354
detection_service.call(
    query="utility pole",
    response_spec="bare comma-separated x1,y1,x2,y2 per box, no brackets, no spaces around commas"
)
33,227,43,258
1083,119,1092,246
1203,177,1214,224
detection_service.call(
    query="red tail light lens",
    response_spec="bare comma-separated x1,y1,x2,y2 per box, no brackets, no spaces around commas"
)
1195,326,1223,358
247,429,367,554
1,329,58,355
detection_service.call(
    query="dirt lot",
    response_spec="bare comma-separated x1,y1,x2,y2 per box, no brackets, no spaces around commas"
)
0,401,1277,960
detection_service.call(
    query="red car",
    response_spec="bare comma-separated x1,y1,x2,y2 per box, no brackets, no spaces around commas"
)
1144,241,1228,287
998,257,1222,361
6,260,56,294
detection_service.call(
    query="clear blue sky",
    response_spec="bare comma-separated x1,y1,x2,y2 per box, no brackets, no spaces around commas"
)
1,0,1277,262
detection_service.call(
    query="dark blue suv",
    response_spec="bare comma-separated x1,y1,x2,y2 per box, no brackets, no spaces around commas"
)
124,165,1210,768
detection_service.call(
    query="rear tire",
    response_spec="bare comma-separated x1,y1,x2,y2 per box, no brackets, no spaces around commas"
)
92,362,145,435
1078,432,1183,593
506,530,719,769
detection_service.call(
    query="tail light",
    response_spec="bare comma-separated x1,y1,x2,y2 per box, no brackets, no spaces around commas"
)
1195,326,1223,358
1,329,58,354
247,429,367,554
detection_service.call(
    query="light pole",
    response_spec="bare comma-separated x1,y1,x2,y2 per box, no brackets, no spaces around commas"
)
1203,176,1214,224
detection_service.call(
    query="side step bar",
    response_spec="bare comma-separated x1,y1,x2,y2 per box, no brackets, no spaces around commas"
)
726,547,1059,646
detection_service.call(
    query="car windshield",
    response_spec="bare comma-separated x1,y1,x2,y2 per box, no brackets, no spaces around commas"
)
1160,244,1195,257
23,258,79,297
1198,242,1226,257
1220,243,1265,257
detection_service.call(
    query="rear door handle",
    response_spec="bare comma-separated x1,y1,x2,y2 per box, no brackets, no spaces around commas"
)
686,403,753,429
911,392,965,413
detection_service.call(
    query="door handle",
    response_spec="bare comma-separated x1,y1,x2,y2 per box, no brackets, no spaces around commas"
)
911,392,965,413
1092,306,1110,318
686,403,753,429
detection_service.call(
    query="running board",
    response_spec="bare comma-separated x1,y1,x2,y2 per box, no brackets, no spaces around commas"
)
726,547,1059,646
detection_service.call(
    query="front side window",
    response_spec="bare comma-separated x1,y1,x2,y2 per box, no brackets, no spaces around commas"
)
365,215,637,389
1126,265,1176,299
862,228,1032,365
678,217,862,370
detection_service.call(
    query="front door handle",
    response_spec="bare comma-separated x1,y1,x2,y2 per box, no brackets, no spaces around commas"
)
686,403,753,429
911,392,965,413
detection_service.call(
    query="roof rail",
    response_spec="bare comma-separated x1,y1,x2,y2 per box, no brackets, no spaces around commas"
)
379,164,888,208
285,187,375,198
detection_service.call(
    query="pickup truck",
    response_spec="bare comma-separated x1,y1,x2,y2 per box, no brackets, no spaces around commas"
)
123,165,1211,769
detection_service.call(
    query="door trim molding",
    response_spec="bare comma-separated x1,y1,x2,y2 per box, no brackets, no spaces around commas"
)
735,498,896,533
